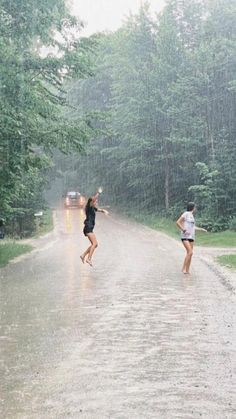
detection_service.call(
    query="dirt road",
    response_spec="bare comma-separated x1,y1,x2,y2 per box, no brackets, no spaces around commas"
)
1,209,236,418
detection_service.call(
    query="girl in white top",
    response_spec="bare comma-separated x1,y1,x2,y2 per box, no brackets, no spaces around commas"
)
176,202,207,274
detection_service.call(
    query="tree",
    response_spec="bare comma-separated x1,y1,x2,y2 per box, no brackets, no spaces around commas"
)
0,0,95,234
57,0,236,230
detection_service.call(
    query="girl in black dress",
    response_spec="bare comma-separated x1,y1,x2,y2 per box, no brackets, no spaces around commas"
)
80,193,108,266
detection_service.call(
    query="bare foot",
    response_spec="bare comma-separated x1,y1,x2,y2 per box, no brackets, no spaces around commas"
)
86,258,93,267
183,271,190,275
80,255,85,264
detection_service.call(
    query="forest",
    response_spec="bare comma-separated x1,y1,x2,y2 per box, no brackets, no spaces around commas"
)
0,0,95,235
1,0,236,235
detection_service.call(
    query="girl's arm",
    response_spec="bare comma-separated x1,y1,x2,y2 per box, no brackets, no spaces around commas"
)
92,192,101,208
195,226,207,232
93,192,100,201
176,214,186,233
97,208,109,215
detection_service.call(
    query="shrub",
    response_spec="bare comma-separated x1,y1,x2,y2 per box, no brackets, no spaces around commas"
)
229,217,236,232
197,216,229,232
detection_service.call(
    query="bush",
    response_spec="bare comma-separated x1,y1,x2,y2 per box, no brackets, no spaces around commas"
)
5,213,36,238
197,216,229,232
167,203,186,220
229,217,236,232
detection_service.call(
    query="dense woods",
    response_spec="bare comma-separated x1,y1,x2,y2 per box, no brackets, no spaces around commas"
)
0,0,94,235
1,0,236,235
66,0,236,231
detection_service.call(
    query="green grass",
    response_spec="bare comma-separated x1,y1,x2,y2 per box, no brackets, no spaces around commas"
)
36,209,54,236
196,230,236,247
217,254,236,270
0,209,52,267
0,243,33,267
126,211,236,248
133,213,179,238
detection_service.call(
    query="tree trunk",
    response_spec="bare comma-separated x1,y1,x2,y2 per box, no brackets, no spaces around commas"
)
165,160,170,211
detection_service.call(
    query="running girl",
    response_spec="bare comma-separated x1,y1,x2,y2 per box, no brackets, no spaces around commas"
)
80,192,109,266
176,202,207,274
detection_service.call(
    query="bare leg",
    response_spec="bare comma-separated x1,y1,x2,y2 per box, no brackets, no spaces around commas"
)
86,233,98,265
80,234,94,263
185,241,194,273
182,240,193,274
80,246,91,263
80,233,98,266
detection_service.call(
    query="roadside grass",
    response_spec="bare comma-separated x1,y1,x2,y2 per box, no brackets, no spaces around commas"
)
217,254,236,270
0,243,33,267
127,211,236,247
196,230,236,247
36,209,54,236
0,209,52,268
132,213,179,238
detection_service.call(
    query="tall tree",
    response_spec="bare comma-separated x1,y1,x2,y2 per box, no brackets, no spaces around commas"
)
0,0,94,233
59,0,236,230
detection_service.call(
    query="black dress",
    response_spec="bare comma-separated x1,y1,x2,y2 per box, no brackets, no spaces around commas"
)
83,206,97,236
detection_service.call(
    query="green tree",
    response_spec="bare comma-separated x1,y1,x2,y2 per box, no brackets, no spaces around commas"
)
0,0,94,234
57,0,236,230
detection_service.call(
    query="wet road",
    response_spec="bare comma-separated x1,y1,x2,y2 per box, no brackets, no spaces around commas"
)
1,209,236,418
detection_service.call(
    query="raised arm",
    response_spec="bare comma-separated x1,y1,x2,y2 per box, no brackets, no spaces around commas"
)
93,192,100,201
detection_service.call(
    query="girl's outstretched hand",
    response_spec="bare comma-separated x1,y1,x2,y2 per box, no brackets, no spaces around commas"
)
103,209,109,215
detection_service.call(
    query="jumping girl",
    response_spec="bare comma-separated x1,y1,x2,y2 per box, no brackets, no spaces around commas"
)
80,192,109,266
176,202,207,274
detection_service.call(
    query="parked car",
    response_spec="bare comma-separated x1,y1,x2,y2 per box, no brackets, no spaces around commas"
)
64,191,85,208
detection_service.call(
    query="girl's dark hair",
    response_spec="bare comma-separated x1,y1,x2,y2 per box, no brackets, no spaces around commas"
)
85,197,93,213
187,202,195,211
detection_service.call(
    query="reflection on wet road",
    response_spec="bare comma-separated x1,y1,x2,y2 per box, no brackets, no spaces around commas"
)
1,209,236,418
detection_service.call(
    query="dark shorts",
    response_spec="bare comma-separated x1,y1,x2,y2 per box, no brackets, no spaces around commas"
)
181,238,194,242
83,226,94,236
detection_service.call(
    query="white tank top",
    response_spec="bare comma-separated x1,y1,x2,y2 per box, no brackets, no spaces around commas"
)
181,211,195,240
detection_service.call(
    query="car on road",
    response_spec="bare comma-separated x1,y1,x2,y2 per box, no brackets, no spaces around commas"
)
64,191,85,208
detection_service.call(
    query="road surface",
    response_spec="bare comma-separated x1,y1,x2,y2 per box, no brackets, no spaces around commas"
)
1,209,236,418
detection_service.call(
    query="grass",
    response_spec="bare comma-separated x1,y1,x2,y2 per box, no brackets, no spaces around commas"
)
36,209,54,236
0,242,33,267
132,213,179,238
0,209,52,268
196,230,236,247
217,254,236,270
126,211,236,248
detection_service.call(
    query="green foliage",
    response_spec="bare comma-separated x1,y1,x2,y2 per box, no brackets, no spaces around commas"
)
188,162,219,216
36,209,54,236
132,214,179,239
121,209,236,247
229,217,236,232
196,216,229,233
53,0,236,232
0,0,95,235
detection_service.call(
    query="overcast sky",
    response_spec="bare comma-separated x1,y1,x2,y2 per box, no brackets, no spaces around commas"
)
70,0,166,35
